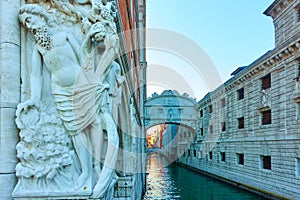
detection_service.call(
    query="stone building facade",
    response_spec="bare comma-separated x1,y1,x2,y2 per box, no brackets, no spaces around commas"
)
0,0,146,199
178,0,300,199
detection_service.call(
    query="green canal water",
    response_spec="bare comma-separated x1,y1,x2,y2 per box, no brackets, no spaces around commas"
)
143,152,268,200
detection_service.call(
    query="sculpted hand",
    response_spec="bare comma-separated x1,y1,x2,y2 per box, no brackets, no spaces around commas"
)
17,99,39,114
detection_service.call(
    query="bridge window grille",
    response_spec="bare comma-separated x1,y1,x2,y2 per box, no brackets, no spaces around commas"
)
221,122,226,132
158,108,164,114
221,98,226,108
238,117,244,129
208,151,212,160
262,109,272,125
261,74,271,90
200,128,204,136
209,151,213,160
237,153,244,165
260,155,271,170
199,151,202,159
220,152,226,162
237,88,244,100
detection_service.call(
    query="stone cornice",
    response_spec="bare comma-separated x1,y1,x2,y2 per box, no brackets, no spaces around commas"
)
264,0,294,20
224,36,300,92
196,33,300,107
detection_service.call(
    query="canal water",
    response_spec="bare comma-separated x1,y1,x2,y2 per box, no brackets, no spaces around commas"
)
143,152,268,200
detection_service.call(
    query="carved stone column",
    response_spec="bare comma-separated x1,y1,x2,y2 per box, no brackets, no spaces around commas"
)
0,0,21,199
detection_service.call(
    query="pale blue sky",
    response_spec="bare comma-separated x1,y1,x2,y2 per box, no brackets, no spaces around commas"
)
146,1,275,100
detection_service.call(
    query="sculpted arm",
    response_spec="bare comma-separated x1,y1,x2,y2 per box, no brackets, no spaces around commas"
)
18,46,43,112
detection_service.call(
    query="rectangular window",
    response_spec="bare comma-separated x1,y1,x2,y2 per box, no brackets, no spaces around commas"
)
296,158,300,177
199,151,202,159
209,125,213,134
158,108,163,114
209,105,213,113
193,150,196,157
200,127,204,136
209,151,213,160
188,150,191,157
221,122,226,131
261,74,271,90
238,117,245,129
178,108,183,114
237,88,244,100
237,153,244,165
200,109,203,117
221,98,226,108
262,110,272,125
220,152,226,162
260,155,271,170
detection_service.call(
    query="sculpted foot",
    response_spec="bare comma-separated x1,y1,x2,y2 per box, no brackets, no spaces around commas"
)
91,173,118,198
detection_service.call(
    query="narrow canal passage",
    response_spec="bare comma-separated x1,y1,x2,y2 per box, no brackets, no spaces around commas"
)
143,152,268,200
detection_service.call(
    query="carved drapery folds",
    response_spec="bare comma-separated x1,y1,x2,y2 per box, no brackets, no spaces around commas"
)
13,0,135,199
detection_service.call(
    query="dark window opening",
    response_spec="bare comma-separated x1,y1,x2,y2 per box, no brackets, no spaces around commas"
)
262,74,271,90
200,109,203,117
262,110,272,125
193,150,196,157
237,88,244,100
221,122,226,131
262,155,271,170
209,151,213,160
237,153,244,165
220,152,226,162
209,105,213,113
238,117,245,129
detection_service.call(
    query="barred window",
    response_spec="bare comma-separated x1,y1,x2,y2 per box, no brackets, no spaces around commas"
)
209,105,213,113
261,155,271,170
261,74,271,90
238,117,245,129
237,153,244,165
237,88,244,100
220,152,226,162
262,110,272,125
221,122,226,131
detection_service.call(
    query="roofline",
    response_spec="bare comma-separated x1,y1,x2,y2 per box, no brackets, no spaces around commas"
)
263,0,280,16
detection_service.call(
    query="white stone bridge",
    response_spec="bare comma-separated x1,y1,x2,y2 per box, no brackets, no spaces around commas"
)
144,90,198,131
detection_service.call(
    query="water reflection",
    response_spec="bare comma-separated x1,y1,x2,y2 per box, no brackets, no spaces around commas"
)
144,152,267,200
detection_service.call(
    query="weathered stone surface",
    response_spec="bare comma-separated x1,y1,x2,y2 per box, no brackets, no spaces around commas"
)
0,108,19,174
0,174,17,200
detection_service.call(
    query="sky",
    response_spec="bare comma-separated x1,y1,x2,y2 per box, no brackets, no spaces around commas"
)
146,1,275,101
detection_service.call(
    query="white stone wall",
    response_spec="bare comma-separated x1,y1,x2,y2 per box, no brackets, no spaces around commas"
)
179,0,300,199
0,0,21,199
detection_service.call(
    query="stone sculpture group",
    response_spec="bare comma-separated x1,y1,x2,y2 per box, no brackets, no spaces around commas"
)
13,0,123,198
